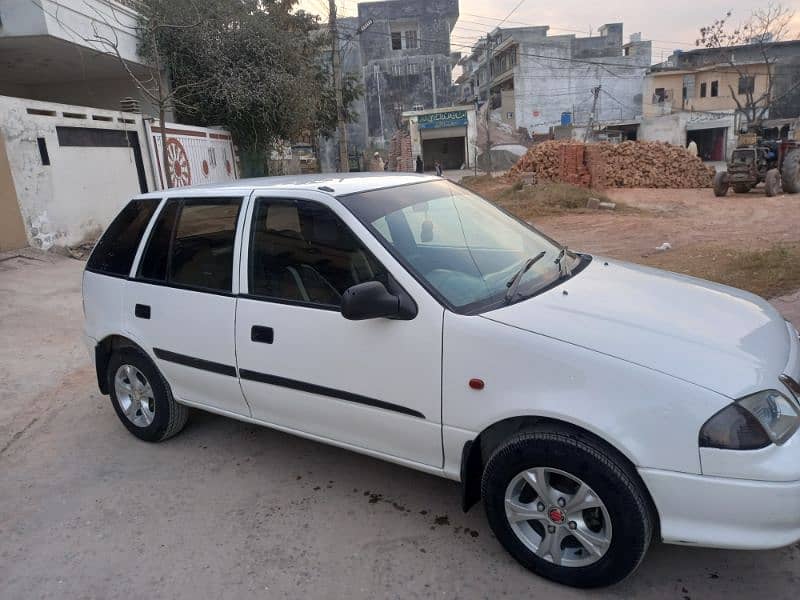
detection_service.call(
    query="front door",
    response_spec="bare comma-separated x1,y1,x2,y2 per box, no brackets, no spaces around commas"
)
235,193,444,467
124,195,250,416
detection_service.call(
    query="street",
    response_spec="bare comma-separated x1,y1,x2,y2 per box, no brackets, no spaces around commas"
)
2,249,800,599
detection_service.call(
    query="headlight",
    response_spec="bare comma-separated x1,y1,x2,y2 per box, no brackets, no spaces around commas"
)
699,390,800,450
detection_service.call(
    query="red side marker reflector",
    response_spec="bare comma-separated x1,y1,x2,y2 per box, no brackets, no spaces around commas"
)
469,378,485,390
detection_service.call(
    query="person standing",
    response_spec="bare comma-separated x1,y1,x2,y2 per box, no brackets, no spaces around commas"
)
435,160,443,177
415,155,424,173
370,152,385,172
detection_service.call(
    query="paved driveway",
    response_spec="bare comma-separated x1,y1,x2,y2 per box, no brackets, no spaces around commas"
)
1,252,798,599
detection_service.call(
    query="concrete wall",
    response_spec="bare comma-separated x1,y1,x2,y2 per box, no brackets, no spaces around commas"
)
639,112,688,145
644,64,771,116
146,121,239,189
461,25,651,135
0,131,28,251
356,0,458,147
4,77,172,118
0,0,143,65
0,96,152,249
0,0,172,115
639,111,738,159
0,95,236,250
512,39,650,134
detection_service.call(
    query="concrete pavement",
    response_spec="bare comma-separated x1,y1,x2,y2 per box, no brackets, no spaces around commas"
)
1,252,799,599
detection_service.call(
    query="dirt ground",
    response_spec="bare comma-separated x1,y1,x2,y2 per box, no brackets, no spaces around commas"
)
461,176,800,303
535,187,799,262
1,186,800,598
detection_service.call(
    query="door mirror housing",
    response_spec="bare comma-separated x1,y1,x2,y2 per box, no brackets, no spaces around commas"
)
341,280,416,320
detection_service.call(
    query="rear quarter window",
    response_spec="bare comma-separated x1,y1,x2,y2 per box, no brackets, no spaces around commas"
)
87,199,159,277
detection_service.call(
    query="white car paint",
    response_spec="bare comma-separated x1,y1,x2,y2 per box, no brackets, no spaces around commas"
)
83,173,800,554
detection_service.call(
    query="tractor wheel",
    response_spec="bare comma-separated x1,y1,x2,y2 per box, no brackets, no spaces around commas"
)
713,172,730,197
781,149,800,194
765,169,782,197
732,183,752,194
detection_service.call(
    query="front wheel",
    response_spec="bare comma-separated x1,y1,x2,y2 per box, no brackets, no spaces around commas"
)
481,430,653,588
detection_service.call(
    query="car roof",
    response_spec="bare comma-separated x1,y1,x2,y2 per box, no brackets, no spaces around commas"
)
137,173,441,199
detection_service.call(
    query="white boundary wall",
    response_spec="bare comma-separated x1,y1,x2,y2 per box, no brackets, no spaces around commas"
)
145,121,239,190
0,95,239,250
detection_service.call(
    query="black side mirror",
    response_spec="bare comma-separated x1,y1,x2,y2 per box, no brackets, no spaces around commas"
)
341,281,416,320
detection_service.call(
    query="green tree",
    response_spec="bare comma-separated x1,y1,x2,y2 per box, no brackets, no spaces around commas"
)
149,0,361,175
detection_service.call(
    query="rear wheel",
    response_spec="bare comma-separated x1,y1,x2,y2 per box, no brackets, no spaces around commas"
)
732,183,752,194
782,149,800,194
107,348,188,442
481,430,653,588
713,171,729,197
765,168,782,197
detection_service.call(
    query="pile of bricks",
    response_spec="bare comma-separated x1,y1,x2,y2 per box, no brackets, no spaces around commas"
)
388,130,414,172
509,140,715,188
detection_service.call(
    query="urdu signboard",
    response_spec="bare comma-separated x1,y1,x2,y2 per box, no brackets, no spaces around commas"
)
418,110,468,129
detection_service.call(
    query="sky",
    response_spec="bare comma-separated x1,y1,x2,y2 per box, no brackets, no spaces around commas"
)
297,0,800,64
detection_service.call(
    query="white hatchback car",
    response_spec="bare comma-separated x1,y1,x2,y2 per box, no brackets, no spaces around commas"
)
83,174,800,587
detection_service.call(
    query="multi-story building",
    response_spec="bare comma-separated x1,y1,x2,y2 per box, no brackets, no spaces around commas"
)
641,41,800,160
0,0,168,113
324,0,460,164
456,24,652,138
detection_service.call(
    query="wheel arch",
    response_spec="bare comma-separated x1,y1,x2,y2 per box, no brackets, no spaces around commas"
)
459,416,661,539
94,334,150,395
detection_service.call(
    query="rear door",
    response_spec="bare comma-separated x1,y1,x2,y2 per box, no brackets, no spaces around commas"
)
124,194,250,416
234,191,444,467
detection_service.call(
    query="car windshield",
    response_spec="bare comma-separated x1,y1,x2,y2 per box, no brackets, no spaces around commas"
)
340,179,582,313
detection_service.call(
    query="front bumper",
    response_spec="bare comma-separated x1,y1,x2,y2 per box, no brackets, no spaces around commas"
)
640,467,800,549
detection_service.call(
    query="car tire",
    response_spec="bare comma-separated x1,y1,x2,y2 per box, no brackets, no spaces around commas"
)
481,429,653,588
107,348,188,442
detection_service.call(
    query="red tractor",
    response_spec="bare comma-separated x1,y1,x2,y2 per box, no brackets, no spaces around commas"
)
713,138,800,197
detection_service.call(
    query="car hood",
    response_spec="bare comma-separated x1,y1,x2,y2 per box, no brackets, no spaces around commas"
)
482,257,792,398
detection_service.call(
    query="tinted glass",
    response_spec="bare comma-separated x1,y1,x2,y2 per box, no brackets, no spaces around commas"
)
138,200,179,281
87,199,159,276
249,198,386,307
169,199,241,292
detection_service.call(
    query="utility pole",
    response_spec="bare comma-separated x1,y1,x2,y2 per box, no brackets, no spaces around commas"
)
430,58,437,108
329,0,349,173
483,34,493,174
584,85,600,142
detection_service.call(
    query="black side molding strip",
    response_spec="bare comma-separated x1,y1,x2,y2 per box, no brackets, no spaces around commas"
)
153,348,237,378
239,369,425,419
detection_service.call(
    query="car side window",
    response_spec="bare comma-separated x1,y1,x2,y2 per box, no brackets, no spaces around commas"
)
87,199,159,277
248,198,386,307
138,200,179,281
137,197,241,293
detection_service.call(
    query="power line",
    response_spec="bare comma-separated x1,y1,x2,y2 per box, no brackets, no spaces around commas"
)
458,11,697,47
496,0,527,27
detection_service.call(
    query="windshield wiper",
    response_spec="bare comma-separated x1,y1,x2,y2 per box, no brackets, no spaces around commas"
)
555,246,574,278
505,251,547,304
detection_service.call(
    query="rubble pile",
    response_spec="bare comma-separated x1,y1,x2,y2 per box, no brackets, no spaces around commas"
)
510,140,715,188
